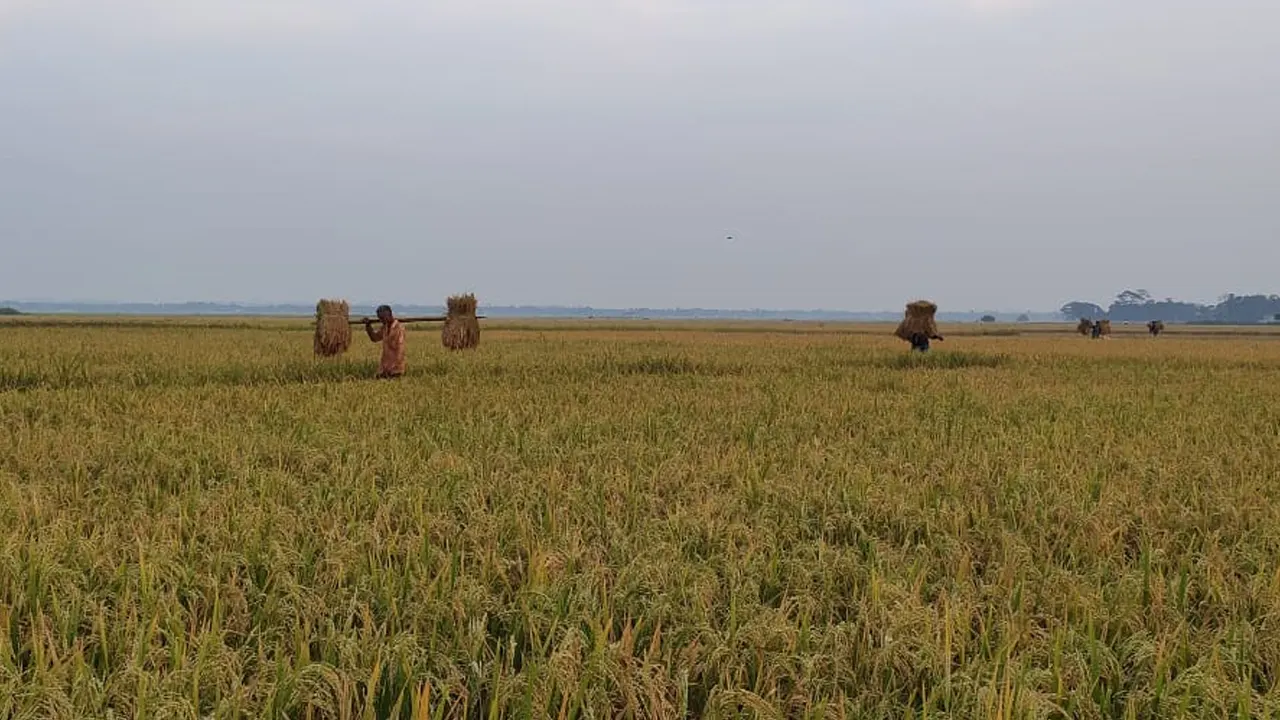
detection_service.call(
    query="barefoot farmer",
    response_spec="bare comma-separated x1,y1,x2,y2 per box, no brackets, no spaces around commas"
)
364,304,406,379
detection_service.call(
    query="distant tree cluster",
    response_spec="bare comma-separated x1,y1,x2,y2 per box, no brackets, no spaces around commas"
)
1060,291,1280,325
0,307,22,316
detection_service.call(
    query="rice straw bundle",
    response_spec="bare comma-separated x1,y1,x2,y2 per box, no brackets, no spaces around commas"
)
1097,319,1112,336
314,299,352,357
1148,320,1165,336
1077,318,1094,336
894,300,939,342
441,293,480,350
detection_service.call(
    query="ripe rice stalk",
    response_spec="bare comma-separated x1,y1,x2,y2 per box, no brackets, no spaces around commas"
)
894,300,939,342
442,294,480,350
314,299,352,357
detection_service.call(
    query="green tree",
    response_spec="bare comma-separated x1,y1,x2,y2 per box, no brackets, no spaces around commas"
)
1060,302,1105,320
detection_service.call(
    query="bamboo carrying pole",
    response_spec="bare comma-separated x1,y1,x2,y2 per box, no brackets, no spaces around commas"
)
314,296,486,357
348,315,487,325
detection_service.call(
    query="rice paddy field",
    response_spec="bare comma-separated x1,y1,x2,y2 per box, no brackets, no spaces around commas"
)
2,317,1280,718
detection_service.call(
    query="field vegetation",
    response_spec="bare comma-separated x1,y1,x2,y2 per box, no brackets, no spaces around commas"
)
2,318,1279,718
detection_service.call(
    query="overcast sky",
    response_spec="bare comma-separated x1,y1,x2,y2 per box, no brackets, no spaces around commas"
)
1,0,1276,310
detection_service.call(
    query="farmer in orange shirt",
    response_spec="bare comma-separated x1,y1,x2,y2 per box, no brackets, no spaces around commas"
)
364,305,406,379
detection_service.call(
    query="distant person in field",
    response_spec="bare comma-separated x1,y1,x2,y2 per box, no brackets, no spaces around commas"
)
364,305,406,379
1090,321,1102,339
909,331,943,352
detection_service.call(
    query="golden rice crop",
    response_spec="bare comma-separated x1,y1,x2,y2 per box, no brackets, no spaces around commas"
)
2,318,1280,718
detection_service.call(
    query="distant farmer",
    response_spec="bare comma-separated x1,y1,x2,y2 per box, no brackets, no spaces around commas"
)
909,331,944,353
364,305,406,379
895,300,943,352
1090,320,1103,339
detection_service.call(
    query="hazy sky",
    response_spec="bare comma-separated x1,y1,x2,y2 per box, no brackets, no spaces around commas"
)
1,0,1277,310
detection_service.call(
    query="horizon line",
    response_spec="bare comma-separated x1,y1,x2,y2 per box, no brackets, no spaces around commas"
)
1,299,1060,315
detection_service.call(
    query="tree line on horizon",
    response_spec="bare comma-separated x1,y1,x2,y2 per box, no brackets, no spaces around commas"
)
1061,290,1280,325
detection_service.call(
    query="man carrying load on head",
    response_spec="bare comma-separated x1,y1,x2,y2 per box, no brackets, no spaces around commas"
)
895,300,944,352
364,304,406,379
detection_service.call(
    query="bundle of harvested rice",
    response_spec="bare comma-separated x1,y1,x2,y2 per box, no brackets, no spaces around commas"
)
314,299,352,356
442,293,480,350
1077,318,1094,336
894,300,939,342
1148,320,1165,336
1097,319,1113,336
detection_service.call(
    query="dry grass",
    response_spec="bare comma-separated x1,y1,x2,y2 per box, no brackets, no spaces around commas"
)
894,301,939,342
314,299,352,357
442,294,480,351
2,317,1280,718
